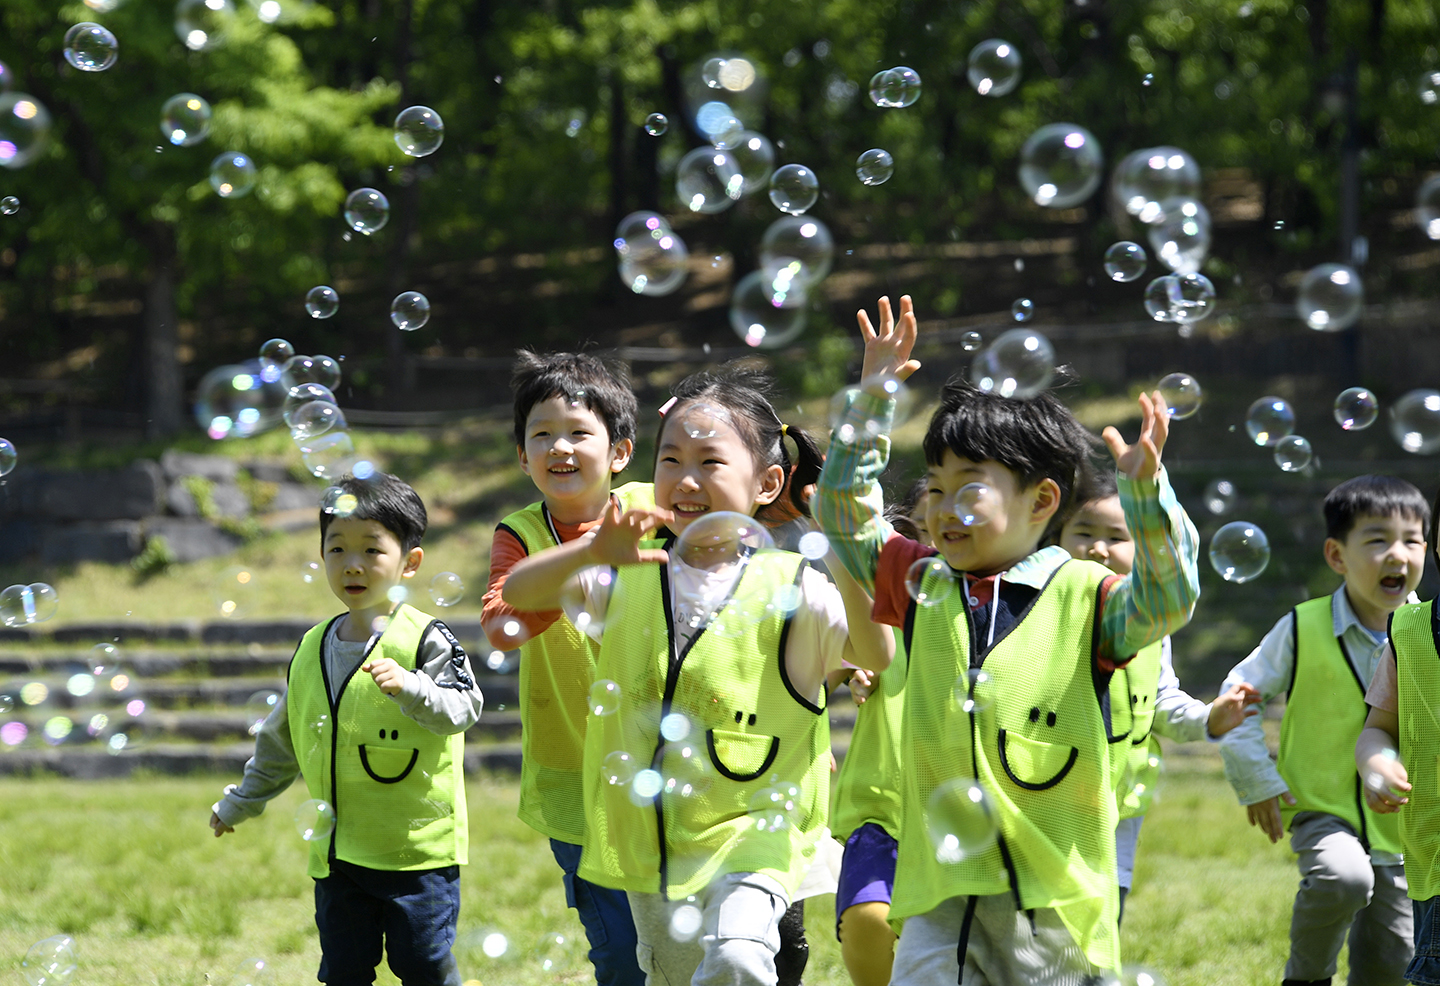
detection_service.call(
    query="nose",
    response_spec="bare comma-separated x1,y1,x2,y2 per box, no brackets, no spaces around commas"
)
1087,541,1109,561
551,437,574,455
676,473,701,492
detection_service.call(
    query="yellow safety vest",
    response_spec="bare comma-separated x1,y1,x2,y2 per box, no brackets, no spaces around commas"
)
1387,600,1440,898
1107,640,1164,821
831,629,907,840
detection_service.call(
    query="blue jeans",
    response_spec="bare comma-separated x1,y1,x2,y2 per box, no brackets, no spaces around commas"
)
314,860,462,986
550,839,644,986
1411,896,1440,985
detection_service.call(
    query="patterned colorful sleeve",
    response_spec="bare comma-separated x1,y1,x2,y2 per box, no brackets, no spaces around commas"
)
812,390,897,598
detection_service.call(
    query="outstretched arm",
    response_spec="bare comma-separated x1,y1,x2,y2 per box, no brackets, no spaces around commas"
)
829,552,894,673
503,502,672,611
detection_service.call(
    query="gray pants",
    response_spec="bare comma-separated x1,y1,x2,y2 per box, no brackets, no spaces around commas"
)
1286,811,1412,985
628,872,790,986
890,894,1101,986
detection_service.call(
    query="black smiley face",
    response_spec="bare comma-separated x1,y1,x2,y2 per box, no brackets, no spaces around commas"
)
998,705,1078,791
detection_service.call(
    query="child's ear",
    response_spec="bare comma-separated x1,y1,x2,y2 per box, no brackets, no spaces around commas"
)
610,437,634,474
1030,478,1062,526
516,444,531,476
402,546,424,578
754,463,786,506
1323,537,1347,576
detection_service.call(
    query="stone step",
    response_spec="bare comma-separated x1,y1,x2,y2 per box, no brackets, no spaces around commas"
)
2,674,524,709
0,618,493,648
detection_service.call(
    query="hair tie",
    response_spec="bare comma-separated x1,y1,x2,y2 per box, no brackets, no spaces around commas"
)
780,423,790,437
658,396,677,416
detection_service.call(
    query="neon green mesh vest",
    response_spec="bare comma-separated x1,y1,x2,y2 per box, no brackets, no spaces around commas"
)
287,604,469,879
497,482,654,844
896,558,1120,972
831,629,906,840
1277,596,1402,855
1384,600,1438,897
1106,640,1164,821
578,542,831,900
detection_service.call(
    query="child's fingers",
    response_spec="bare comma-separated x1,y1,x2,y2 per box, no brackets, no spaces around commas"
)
636,548,670,564
877,295,892,332
1100,425,1127,462
856,308,877,341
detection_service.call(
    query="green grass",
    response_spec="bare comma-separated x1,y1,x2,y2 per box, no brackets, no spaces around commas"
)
0,750,1356,986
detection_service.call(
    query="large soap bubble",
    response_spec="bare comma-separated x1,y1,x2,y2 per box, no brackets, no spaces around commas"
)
1245,396,1295,446
393,105,444,157
1113,147,1201,221
161,93,211,146
1018,123,1102,209
175,0,234,50
967,39,1021,96
63,23,119,72
21,935,76,986
925,778,998,863
969,328,1055,398
730,132,775,196
1390,390,1440,454
0,93,53,169
1297,263,1362,331
1148,198,1211,274
1166,272,1216,323
1157,373,1202,420
1209,522,1270,583
769,164,819,215
616,222,689,297
729,270,806,349
672,511,775,573
676,147,742,214
195,360,286,439
344,187,389,234
759,216,833,289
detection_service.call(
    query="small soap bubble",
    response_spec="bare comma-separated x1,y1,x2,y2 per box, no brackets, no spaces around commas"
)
175,0,233,50
1390,390,1440,454
1245,396,1296,446
759,215,834,289
244,690,280,735
955,482,990,527
385,585,409,606
729,270,807,349
1334,387,1378,431
352,459,376,481
1124,968,1166,986
63,23,118,72
20,681,49,706
1148,197,1211,274
391,291,430,331
954,668,995,714
926,778,998,863
1415,175,1440,240
1298,263,1363,331
305,286,338,319
644,113,668,136
0,195,16,215
970,328,1055,399
344,187,390,234
1273,435,1313,473
259,338,294,365
589,679,622,716
0,437,16,475
967,39,1021,96
289,400,343,441
322,487,358,518
601,750,638,787
428,572,464,607
65,673,95,698
21,935,76,986
214,566,257,619
855,148,894,186
294,799,335,841
676,146,742,214
300,561,322,584
160,93,211,146
798,531,830,560
1104,241,1147,282
1142,72,1154,86
660,713,692,742
209,151,255,199
631,768,664,802
905,556,956,608
672,512,775,571
0,721,27,746
42,716,73,745
1157,373,1202,420
1018,123,1103,209
1010,298,1034,322
0,93,53,168
1421,71,1440,105
560,565,616,636
1209,521,1270,583
701,56,726,88
868,66,922,107
769,164,819,215
670,903,703,941
1203,479,1236,515
960,331,983,352
1166,272,1216,323
393,105,443,157
481,932,509,959
718,57,757,92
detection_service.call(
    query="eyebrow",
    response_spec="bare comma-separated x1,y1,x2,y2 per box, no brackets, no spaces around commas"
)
325,530,380,542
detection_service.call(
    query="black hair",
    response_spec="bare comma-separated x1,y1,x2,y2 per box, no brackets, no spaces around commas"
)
921,376,1099,538
1071,461,1118,509
885,474,930,543
319,472,428,553
510,350,638,448
1323,475,1431,542
657,363,825,525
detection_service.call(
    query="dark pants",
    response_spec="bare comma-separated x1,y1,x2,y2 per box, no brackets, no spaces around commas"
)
314,860,462,986
549,839,645,986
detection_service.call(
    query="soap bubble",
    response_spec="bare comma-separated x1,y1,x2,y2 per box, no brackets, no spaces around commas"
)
729,270,807,349
1390,390,1440,454
662,742,714,798
305,285,338,319
393,105,443,157
559,566,615,636
0,93,54,168
227,958,270,986
954,482,991,527
21,935,76,986
730,132,775,195
670,902,703,941
1273,435,1313,473
1297,263,1363,331
1011,298,1034,322
672,511,775,571
0,437,15,475
868,66,922,108
322,486,358,517
1245,397,1296,446
676,146,742,213
533,931,574,975
601,750,638,787
695,101,742,148
1113,147,1201,220
970,328,1055,399
614,210,668,242
300,561,322,584
826,375,916,445
1415,175,1440,240
1334,387,1378,431
195,360,286,438
1148,198,1211,274
769,164,819,215
282,382,337,426
1203,479,1236,515
209,152,256,198
660,712,692,742
1166,272,1216,323
214,566,257,619
759,215,834,289
300,431,357,479
954,668,995,714
856,148,894,185
175,0,233,50
1157,373,1202,420
65,672,96,699
428,572,464,607
1018,123,1102,209
1209,522,1270,583
259,338,294,364
644,113,668,136
0,722,27,747
344,187,389,234
748,781,803,832
294,799,336,841
160,93,211,146
926,779,998,863
479,932,508,959
391,291,430,331
960,331,982,352
967,39,1021,96
589,679,622,716
701,56,726,88
0,584,58,626
1143,275,1179,322
617,225,688,297
717,57,757,92
905,556,955,608
676,401,729,441
1123,967,1167,986
1420,71,1440,105
0,196,16,215
798,531,830,561
1104,241,1147,282
289,401,343,441
64,23,119,72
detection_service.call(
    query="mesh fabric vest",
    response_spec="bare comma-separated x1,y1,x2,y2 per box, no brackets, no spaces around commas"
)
578,542,830,899
287,604,469,879
897,557,1120,972
497,482,654,843
831,628,907,840
1106,639,1164,821
1387,600,1440,897
1277,596,1402,854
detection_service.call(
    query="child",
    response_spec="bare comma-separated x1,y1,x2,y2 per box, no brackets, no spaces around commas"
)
1356,487,1440,986
503,365,894,986
829,476,928,986
1057,467,1260,919
210,472,482,986
1223,475,1427,984
813,295,1200,980
480,350,651,986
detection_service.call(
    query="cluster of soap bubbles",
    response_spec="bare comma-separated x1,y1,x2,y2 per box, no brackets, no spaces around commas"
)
615,211,689,297
1,643,146,755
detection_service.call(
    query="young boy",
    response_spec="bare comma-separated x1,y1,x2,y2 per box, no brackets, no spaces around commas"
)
210,472,482,986
1058,468,1260,919
480,350,650,986
814,295,1200,980
1221,475,1427,984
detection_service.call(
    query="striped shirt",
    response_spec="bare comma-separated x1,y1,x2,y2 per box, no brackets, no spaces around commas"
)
812,390,1200,666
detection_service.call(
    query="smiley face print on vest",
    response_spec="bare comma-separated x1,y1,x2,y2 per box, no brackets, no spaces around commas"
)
359,725,421,784
997,705,1080,790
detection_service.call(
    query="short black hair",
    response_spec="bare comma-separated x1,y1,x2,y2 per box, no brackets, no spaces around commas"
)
1323,475,1430,542
319,472,428,553
885,474,930,542
1072,462,1118,509
921,376,1099,539
511,350,637,448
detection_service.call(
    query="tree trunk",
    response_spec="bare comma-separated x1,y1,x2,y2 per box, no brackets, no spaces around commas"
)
143,226,183,439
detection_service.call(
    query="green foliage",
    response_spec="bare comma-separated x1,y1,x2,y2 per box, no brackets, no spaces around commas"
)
131,534,177,576
181,474,218,519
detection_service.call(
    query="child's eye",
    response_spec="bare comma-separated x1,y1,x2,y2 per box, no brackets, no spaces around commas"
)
660,455,679,464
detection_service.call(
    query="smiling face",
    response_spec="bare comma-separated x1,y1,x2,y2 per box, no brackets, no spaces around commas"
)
323,517,423,626
519,396,633,524
653,407,783,535
924,450,1060,576
1325,511,1428,630
1059,495,1135,575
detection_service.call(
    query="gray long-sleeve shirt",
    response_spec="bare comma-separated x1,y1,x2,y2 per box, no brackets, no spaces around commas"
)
214,616,482,827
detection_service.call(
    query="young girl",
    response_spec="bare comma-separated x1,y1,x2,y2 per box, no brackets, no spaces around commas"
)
503,366,893,986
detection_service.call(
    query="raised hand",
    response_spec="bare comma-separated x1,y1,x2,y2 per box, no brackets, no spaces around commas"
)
857,295,922,384
1206,681,1262,737
588,501,672,567
1102,390,1171,481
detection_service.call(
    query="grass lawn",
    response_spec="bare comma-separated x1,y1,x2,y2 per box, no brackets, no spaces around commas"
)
0,750,1352,986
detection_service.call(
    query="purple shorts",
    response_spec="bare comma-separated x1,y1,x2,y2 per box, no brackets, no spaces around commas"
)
835,822,898,939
